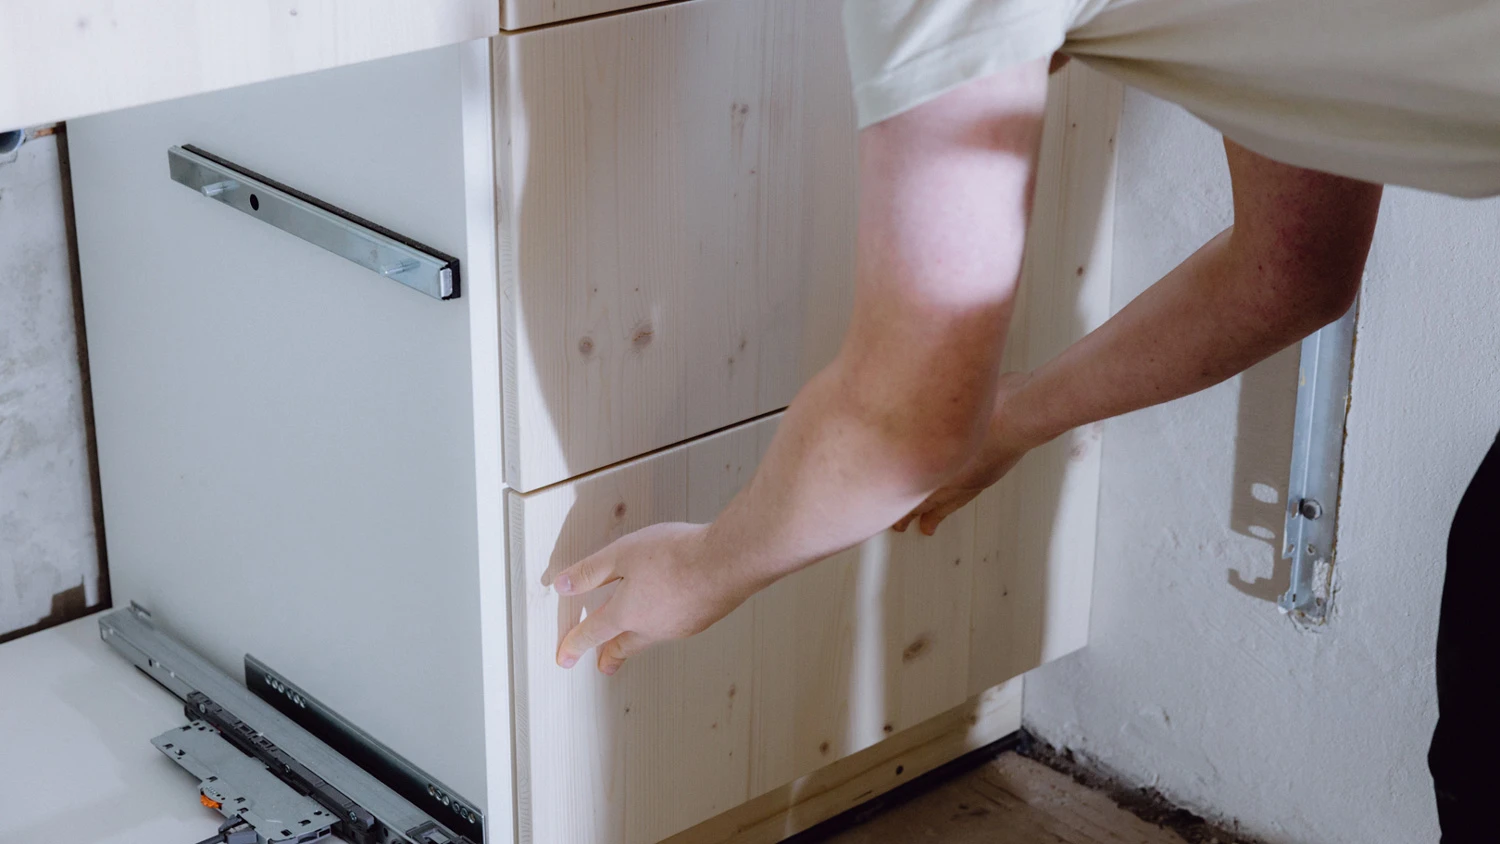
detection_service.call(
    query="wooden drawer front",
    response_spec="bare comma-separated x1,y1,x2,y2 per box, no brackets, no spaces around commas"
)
507,414,980,844
505,64,1120,844
494,0,858,492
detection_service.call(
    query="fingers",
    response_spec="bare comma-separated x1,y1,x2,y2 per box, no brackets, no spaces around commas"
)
597,631,652,676
556,605,623,669
895,492,943,533
897,490,978,536
918,495,970,535
553,549,618,596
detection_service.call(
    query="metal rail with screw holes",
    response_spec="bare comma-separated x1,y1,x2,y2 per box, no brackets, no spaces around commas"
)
166,145,460,300
1279,299,1359,621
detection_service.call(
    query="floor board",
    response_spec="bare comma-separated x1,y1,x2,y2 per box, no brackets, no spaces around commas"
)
818,753,1190,844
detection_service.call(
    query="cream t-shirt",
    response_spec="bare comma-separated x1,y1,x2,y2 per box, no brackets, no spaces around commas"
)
845,0,1500,197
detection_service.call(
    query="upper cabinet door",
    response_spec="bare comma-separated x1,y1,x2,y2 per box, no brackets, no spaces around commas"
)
493,0,858,491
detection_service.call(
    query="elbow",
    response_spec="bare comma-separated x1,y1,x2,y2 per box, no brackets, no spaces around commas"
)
1234,241,1366,343
854,385,989,489
1292,265,1362,331
905,422,985,486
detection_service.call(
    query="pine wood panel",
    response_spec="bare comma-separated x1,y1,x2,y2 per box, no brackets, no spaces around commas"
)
969,63,1123,695
493,0,858,491
507,414,980,844
665,680,1022,844
505,57,1120,844
0,0,499,129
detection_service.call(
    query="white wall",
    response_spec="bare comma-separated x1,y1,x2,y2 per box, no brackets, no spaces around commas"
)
0,131,103,639
1024,88,1500,843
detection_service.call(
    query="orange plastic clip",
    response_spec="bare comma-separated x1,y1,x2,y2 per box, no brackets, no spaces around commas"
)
200,792,223,811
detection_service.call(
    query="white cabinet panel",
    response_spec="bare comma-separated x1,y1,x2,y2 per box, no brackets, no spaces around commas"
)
66,43,508,819
0,1,500,129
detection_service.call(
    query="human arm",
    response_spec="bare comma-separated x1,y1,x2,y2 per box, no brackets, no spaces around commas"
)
898,138,1385,533
552,59,1052,674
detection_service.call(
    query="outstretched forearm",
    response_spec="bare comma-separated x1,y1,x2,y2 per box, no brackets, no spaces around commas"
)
1002,146,1383,451
705,64,1049,589
553,61,1053,672
1000,231,1326,448
895,140,1384,535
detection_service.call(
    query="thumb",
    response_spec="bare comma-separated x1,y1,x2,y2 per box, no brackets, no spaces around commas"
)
553,548,619,596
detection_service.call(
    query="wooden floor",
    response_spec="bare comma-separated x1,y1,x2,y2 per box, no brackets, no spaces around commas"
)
819,753,1190,844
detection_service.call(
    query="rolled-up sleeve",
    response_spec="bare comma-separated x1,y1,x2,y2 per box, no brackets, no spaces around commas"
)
844,0,1071,128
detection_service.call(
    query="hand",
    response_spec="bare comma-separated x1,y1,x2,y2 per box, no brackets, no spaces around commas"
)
894,372,1039,535
553,522,752,675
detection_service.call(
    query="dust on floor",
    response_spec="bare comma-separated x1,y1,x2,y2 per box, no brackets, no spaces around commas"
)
814,749,1263,844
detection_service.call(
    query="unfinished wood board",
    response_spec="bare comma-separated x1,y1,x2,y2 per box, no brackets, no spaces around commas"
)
67,43,508,816
820,752,1191,844
664,680,1021,844
508,413,984,844
0,1,499,129
493,0,858,491
969,62,1122,695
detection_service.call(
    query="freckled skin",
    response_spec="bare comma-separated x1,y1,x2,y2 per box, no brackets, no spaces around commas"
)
896,139,1380,534
553,60,1050,675
552,55,1382,676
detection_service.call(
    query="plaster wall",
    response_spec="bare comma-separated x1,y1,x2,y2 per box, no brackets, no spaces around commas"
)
1024,88,1500,843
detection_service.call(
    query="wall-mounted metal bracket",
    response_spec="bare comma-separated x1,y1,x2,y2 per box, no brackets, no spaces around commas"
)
1279,299,1359,621
167,145,460,300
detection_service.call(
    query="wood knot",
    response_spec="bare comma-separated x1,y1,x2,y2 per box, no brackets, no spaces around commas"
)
578,336,595,356
883,724,894,734
728,684,737,699
613,502,628,519
902,635,930,663
631,322,654,349
818,741,830,755
1076,265,1086,276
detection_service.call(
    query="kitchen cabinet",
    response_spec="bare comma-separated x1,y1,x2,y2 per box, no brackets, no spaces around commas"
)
66,1,1120,840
